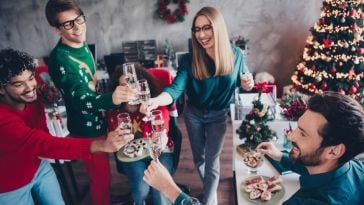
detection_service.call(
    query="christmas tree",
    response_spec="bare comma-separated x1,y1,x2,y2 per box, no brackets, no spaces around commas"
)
291,0,364,105
236,83,277,149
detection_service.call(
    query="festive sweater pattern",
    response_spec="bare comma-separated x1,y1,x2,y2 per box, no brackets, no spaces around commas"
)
0,100,93,193
106,106,173,148
48,41,117,137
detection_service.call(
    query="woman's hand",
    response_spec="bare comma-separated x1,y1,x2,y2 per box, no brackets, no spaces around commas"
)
240,73,254,91
140,97,160,114
112,85,138,105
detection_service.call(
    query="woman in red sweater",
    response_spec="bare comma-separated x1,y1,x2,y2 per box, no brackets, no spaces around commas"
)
107,64,175,205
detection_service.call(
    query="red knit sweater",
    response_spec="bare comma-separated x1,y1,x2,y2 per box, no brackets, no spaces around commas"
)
0,100,93,193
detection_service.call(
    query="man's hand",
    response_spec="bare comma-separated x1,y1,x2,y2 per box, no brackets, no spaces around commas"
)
240,73,254,91
112,85,138,105
256,142,283,161
143,160,181,203
91,128,134,153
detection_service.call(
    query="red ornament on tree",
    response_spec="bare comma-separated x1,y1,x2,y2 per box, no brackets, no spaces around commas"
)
323,38,332,48
349,9,356,16
300,66,307,73
310,84,316,90
321,82,328,90
349,85,357,94
310,65,317,71
358,48,364,55
319,18,325,25
330,67,337,73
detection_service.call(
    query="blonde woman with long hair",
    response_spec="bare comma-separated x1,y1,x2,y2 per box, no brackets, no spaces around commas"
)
143,6,254,205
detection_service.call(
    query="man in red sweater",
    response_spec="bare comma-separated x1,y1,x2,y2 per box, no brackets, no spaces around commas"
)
0,48,133,205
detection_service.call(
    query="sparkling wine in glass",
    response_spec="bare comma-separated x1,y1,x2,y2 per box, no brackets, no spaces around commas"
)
147,110,165,160
122,63,139,105
147,136,162,160
151,110,165,135
137,79,152,121
138,79,151,102
117,112,133,149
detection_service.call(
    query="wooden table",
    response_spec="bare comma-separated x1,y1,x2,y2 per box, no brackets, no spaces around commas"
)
230,104,300,205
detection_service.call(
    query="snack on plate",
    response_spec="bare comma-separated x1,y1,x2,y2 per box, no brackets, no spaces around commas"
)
261,190,272,201
243,151,263,168
122,139,147,158
244,176,282,201
123,144,137,158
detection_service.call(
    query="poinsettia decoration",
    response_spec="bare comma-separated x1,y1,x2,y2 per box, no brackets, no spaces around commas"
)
279,91,307,121
37,72,62,107
156,0,189,24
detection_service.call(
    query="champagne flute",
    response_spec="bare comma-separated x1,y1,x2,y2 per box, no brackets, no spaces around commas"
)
123,63,139,105
137,79,152,121
147,110,165,160
117,112,133,149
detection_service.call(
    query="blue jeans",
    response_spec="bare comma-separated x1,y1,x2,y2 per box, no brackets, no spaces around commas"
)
120,153,174,205
184,104,228,205
0,160,64,205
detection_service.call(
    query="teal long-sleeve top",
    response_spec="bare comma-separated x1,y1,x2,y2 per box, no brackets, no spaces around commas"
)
279,152,364,205
163,46,249,110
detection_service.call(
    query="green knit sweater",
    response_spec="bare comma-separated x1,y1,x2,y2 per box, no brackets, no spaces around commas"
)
48,41,117,137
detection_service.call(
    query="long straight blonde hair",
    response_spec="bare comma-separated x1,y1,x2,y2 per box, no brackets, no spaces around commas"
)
191,7,234,80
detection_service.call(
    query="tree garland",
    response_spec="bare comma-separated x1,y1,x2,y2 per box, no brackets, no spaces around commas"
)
156,0,189,24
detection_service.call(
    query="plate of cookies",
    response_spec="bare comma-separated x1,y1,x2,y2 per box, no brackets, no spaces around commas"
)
116,138,150,162
240,175,285,205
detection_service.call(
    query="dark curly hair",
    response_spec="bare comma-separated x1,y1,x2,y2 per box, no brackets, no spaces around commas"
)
45,0,83,27
108,64,162,97
308,92,364,164
0,48,36,86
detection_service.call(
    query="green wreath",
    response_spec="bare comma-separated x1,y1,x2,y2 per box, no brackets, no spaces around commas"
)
156,0,190,24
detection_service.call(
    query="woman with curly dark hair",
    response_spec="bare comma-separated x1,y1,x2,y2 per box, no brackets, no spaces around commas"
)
107,64,175,205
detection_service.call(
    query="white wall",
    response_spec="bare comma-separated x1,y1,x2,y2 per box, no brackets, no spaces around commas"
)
0,0,322,85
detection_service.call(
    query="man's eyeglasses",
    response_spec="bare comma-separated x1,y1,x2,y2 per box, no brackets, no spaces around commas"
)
57,14,86,30
191,24,212,34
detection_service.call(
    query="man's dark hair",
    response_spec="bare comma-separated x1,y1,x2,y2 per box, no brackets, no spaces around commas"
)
0,49,35,86
308,92,364,163
45,0,83,27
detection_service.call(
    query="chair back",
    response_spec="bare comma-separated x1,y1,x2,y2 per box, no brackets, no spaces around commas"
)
147,68,182,172
104,53,125,77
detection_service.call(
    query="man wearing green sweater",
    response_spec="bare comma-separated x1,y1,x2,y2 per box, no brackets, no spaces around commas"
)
45,1,136,204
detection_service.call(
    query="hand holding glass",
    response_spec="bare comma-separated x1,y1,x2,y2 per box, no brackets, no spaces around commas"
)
147,110,165,160
117,112,133,149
